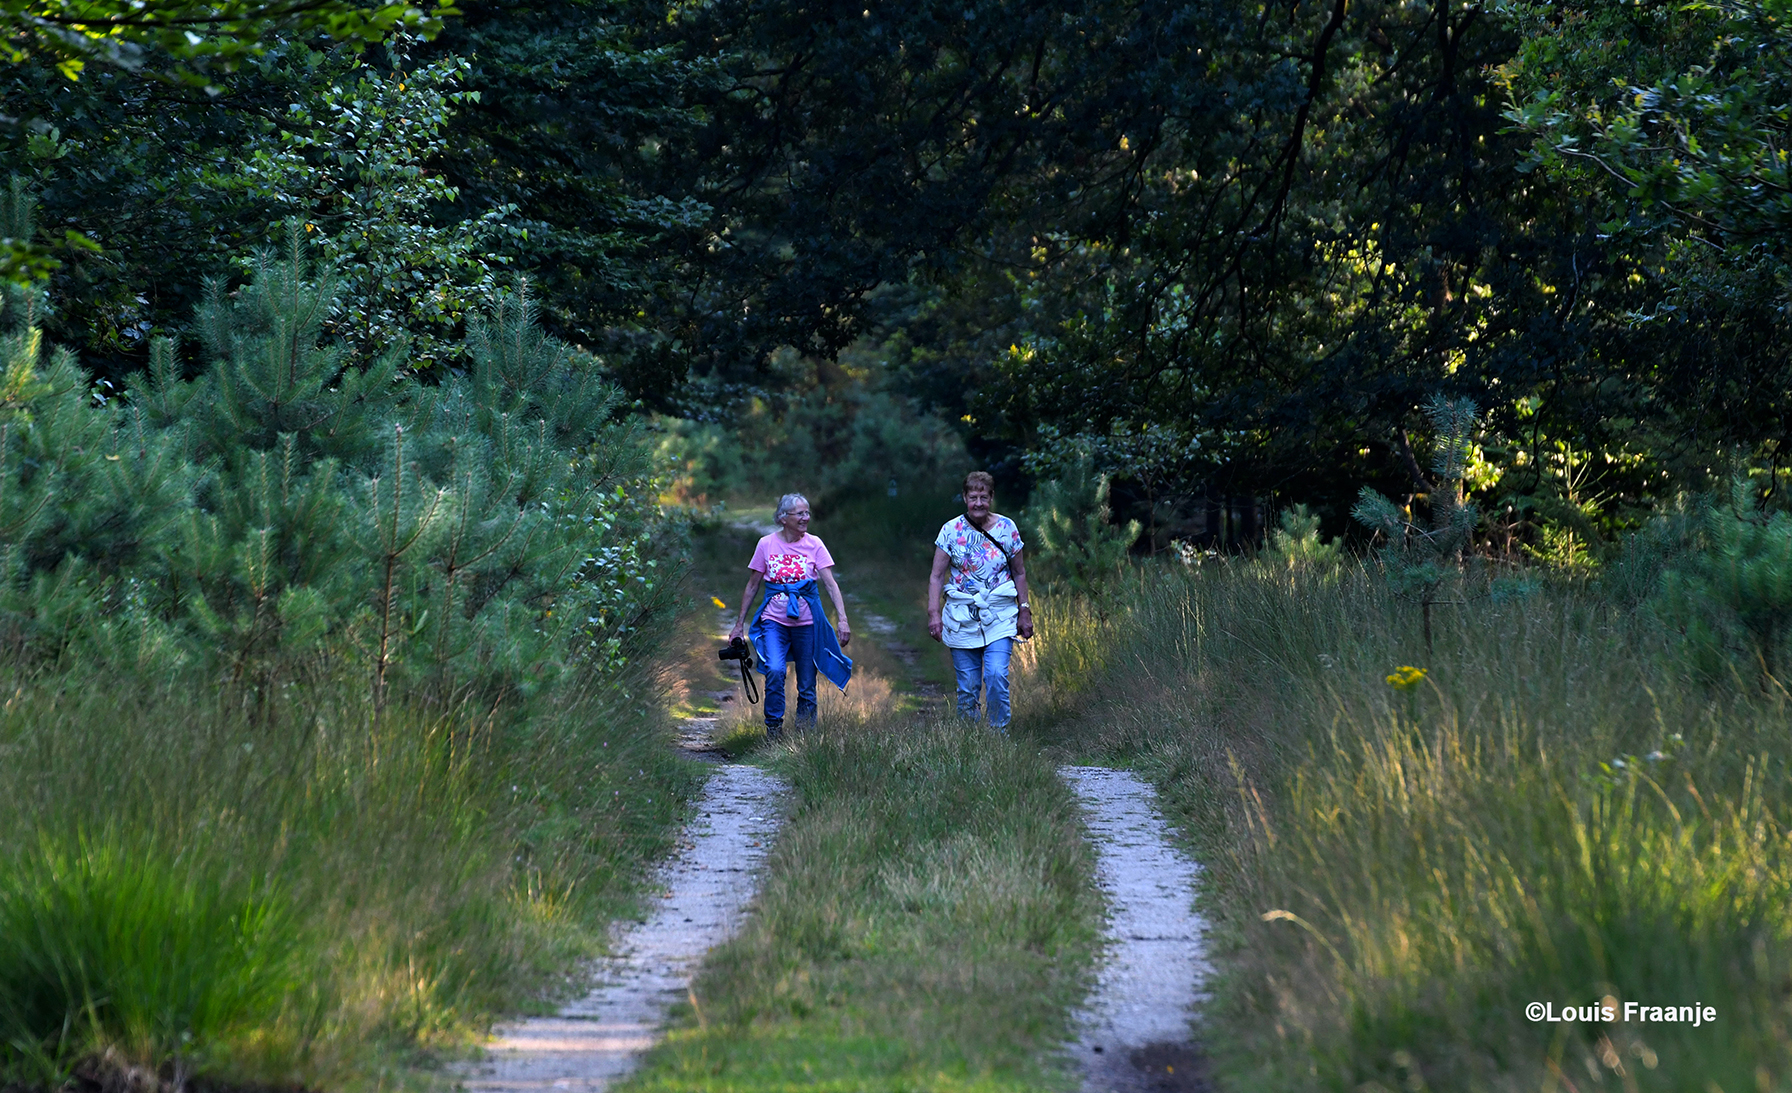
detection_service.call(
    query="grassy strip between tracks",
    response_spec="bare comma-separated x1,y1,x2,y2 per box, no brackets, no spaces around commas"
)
618,717,1101,1093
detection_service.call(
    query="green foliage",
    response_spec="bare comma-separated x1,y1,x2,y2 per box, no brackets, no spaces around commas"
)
1599,495,1709,607
419,1,719,385
657,344,967,508
921,0,1554,521
181,235,404,461
1020,422,1209,545
0,226,672,700
651,0,1179,384
8,0,1792,559
1493,1,1792,520
1264,504,1342,570
1022,452,1140,595
1504,0,1792,247
0,0,455,84
5,35,517,371
0,177,97,286
229,45,519,367
1652,504,1792,685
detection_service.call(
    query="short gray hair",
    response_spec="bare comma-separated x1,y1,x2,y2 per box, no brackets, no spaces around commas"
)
775,493,810,522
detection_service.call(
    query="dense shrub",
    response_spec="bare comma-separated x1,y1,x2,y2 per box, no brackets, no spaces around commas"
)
1020,452,1139,594
1650,504,1792,686
0,225,672,700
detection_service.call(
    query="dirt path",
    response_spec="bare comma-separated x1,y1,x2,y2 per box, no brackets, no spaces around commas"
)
462,765,786,1092
846,598,945,708
1060,766,1212,1093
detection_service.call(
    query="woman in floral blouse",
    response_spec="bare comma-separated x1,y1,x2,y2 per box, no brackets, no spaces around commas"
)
927,471,1033,732
728,492,852,738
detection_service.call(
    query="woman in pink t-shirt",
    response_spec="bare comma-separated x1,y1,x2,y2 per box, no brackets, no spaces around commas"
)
727,492,852,737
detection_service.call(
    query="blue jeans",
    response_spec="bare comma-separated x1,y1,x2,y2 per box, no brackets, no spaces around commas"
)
761,621,817,729
950,638,1013,731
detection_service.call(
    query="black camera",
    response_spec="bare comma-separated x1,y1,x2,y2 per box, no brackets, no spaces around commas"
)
717,636,759,704
717,636,754,667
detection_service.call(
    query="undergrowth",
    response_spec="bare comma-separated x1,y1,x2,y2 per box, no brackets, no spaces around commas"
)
0,667,702,1091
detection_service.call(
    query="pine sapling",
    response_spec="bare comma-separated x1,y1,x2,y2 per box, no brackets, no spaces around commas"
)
1352,396,1482,652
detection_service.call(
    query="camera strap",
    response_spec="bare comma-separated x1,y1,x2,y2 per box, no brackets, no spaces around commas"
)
735,647,761,704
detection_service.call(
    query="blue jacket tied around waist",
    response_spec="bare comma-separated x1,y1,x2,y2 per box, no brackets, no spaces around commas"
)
749,579,852,692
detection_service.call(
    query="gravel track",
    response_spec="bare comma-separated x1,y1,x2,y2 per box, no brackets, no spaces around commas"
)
1060,766,1213,1092
462,764,786,1093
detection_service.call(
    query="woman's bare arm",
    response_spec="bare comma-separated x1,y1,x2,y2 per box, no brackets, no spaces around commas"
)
926,547,949,642
816,565,851,647
728,570,763,642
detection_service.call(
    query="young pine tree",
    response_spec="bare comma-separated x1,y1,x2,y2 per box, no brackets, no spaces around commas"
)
1653,501,1792,687
0,190,190,665
1023,452,1141,595
1352,395,1481,651
182,220,407,469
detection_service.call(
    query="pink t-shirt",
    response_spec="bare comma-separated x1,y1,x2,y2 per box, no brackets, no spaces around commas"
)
749,532,835,626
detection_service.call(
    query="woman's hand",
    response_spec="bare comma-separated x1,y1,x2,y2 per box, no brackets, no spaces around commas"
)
816,565,851,649
1017,605,1034,640
927,614,943,642
728,622,745,643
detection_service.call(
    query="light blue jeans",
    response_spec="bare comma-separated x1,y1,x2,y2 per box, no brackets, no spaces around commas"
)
760,621,817,729
950,638,1013,731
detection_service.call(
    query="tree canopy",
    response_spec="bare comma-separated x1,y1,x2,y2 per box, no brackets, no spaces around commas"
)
4,0,1789,553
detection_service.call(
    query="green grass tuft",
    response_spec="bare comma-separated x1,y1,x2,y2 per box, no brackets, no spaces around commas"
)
0,834,300,1081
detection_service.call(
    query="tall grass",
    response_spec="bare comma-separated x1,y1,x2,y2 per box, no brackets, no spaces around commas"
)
621,714,1101,1092
0,836,298,1082
0,664,703,1091
1017,561,1792,1091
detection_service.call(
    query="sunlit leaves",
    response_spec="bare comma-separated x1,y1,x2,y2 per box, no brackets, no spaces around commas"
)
0,0,458,86
222,44,517,367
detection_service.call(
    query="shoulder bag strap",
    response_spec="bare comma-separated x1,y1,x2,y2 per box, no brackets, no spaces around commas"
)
966,518,1013,585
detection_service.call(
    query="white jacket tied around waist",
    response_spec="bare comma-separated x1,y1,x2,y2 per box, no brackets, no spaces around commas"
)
941,579,1019,649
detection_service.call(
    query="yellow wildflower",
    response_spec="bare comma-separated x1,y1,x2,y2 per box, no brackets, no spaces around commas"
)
1386,666,1428,691
711,596,727,609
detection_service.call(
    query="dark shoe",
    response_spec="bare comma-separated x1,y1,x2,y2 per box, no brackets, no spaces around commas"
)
765,721,783,742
